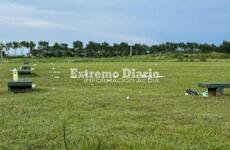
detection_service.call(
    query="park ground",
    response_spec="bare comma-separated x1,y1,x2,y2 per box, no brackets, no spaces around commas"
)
0,57,230,149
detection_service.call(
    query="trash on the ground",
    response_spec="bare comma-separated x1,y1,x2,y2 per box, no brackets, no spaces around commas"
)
201,91,208,97
32,84,36,88
53,71,61,74
126,96,130,100
54,76,60,79
185,89,199,96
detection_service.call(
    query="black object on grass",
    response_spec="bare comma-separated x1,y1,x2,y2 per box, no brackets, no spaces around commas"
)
8,79,32,93
185,89,199,96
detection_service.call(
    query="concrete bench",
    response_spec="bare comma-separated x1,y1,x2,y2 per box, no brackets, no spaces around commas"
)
8,80,32,93
18,66,31,74
198,83,230,96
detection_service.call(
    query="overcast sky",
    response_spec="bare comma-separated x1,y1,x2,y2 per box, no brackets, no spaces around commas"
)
0,0,229,45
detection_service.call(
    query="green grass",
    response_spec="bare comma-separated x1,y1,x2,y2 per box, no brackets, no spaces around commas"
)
1,58,230,149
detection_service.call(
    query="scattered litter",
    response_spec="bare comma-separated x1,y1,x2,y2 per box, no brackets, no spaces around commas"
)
54,76,60,79
32,84,36,88
31,68,35,71
52,67,56,70
185,89,199,96
52,88,56,90
53,71,61,74
126,96,130,100
201,91,208,97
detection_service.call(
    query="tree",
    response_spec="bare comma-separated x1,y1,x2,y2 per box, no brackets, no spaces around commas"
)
37,41,49,57
119,42,129,56
2,40,230,58
73,40,84,56
199,43,216,53
20,41,29,48
133,44,149,55
113,43,122,56
29,41,36,55
50,43,65,57
86,41,101,57
38,41,49,50
73,40,83,50
60,43,71,57
5,42,12,51
220,41,230,54
20,41,30,55
101,42,112,57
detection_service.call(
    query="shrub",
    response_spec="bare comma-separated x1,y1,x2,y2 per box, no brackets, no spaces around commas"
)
200,56,207,62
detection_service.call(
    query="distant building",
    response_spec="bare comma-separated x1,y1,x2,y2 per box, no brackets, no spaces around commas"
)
7,48,29,56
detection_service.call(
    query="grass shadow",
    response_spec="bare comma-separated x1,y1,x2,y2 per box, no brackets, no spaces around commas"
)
223,93,230,97
32,88,50,93
19,73,39,78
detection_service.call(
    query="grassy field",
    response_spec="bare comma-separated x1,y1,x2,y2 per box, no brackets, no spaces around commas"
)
1,58,230,149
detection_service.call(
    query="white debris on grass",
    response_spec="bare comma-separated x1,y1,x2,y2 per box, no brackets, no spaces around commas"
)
33,64,37,67
52,88,56,90
126,96,130,100
32,84,36,88
52,67,56,70
53,71,61,74
54,76,60,79
31,68,35,71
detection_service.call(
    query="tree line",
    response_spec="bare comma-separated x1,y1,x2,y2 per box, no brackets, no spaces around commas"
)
0,40,230,57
